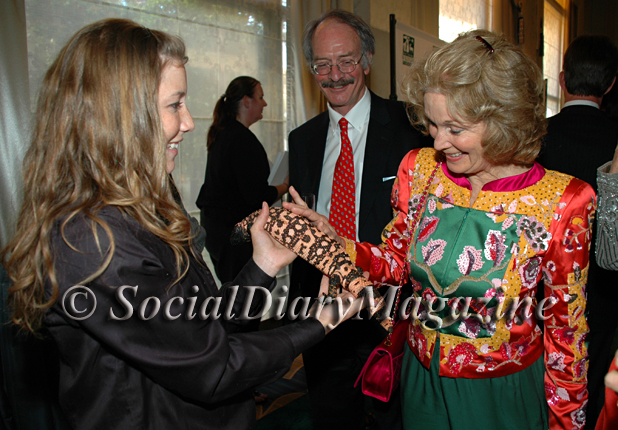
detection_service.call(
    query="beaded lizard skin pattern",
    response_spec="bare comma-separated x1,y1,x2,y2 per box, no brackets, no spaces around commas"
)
231,207,384,315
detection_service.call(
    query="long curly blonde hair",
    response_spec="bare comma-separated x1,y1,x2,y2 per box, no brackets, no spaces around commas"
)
1,19,195,333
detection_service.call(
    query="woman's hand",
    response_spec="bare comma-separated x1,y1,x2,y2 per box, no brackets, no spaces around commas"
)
251,201,297,277
283,186,344,246
610,141,618,174
605,349,618,393
310,275,365,334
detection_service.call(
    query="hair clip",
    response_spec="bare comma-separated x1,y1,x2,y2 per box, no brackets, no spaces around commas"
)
475,36,494,54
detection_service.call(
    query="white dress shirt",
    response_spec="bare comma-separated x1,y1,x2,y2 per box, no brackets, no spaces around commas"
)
563,100,600,109
316,87,371,241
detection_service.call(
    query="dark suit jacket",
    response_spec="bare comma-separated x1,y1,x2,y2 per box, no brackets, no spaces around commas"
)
538,104,618,331
44,207,324,430
289,90,431,298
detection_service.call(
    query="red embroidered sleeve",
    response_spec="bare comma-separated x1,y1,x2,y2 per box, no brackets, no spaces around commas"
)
542,178,594,430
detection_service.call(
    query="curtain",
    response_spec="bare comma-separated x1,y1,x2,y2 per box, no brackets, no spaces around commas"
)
0,0,29,250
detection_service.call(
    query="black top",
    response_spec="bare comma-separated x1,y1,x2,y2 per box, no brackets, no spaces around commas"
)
539,104,618,192
538,104,618,331
44,206,324,429
196,120,278,228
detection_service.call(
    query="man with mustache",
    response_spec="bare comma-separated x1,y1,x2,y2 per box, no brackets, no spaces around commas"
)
288,9,429,430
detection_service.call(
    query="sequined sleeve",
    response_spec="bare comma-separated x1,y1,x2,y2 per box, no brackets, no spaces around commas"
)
596,161,618,271
542,178,594,429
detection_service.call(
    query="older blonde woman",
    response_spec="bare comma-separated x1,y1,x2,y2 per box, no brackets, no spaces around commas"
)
287,29,593,429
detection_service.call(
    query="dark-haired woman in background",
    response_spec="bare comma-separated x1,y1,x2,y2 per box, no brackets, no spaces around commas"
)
196,76,289,284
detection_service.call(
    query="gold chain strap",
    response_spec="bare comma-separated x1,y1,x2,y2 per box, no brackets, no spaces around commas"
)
384,161,441,341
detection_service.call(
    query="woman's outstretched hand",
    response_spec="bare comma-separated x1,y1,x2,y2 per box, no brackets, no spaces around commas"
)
310,275,366,334
606,349,618,393
250,201,297,277
283,186,344,246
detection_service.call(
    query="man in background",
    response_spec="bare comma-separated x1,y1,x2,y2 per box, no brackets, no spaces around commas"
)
538,34,618,430
288,9,430,430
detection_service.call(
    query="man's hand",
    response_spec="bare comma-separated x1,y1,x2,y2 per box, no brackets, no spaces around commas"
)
283,186,344,246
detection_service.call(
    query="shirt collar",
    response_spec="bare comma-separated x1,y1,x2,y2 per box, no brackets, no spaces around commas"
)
327,87,371,132
563,100,600,109
443,162,546,192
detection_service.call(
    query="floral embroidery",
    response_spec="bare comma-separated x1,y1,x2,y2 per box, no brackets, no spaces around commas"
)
408,193,422,212
518,257,541,288
447,343,477,375
545,383,557,405
554,326,577,345
457,246,484,275
576,333,586,355
547,351,566,372
476,355,498,373
542,267,553,284
520,195,537,206
422,288,436,302
409,324,427,357
428,199,437,213
500,342,514,360
370,253,381,274
545,383,570,406
573,359,587,380
391,183,400,207
502,217,514,230
517,216,552,252
411,278,422,292
484,230,507,267
573,261,582,282
512,337,531,356
458,318,481,339
422,239,446,266
564,215,589,253
570,400,587,429
417,216,439,243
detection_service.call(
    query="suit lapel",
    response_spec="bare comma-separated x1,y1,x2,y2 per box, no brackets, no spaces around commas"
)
359,92,393,232
306,112,329,198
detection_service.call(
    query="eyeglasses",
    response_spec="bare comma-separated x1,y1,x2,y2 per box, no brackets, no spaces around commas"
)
311,58,362,75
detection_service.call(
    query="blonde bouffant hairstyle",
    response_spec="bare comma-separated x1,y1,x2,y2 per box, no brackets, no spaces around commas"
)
404,29,546,166
2,19,194,333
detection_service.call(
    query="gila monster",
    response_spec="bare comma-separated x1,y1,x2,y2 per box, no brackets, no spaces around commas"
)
231,206,384,316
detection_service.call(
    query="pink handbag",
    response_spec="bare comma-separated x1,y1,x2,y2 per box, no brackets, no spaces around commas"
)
354,162,440,402
354,318,408,402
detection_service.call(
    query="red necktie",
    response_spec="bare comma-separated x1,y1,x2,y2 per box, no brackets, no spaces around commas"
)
329,117,356,240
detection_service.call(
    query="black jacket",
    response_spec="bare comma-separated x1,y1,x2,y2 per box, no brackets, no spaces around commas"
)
45,207,324,429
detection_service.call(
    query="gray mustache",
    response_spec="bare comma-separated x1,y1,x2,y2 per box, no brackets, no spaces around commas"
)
321,77,355,89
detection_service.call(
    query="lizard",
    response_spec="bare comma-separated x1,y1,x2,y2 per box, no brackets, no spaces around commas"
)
230,206,385,317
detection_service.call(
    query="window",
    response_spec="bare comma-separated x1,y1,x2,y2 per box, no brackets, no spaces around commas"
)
543,0,566,117
24,0,286,215
439,0,492,43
